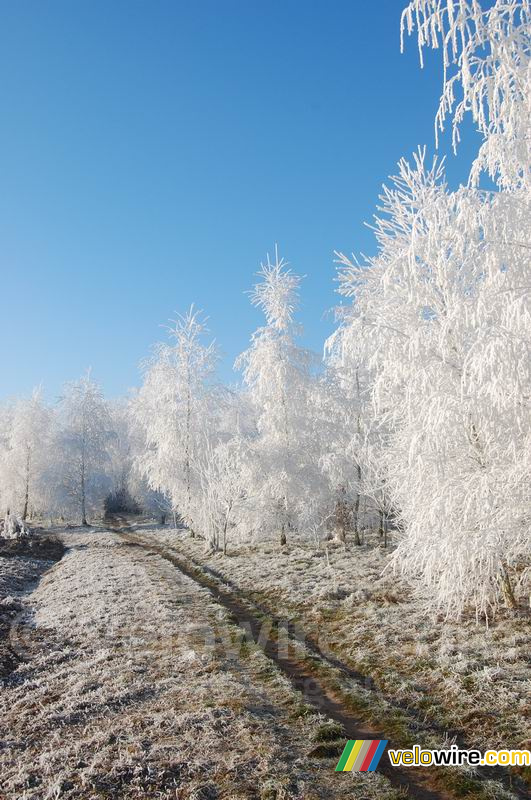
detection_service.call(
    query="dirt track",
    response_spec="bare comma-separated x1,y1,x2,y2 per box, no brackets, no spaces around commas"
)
0,521,526,800
109,517,529,800
0,523,399,799
110,518,452,800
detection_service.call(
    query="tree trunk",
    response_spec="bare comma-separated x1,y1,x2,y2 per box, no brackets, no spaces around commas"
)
500,565,518,609
353,484,361,545
81,455,87,526
279,493,288,547
378,510,389,547
353,369,362,545
22,449,30,521
185,368,194,537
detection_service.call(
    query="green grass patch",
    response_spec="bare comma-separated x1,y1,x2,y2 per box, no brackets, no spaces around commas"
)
312,721,345,742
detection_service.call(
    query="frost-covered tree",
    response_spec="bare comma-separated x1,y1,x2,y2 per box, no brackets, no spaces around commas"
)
358,418,395,548
236,248,318,547
0,390,52,521
329,0,530,616
55,374,112,525
103,400,144,515
107,401,132,497
0,405,11,505
196,437,249,554
319,342,373,545
133,306,218,534
401,0,530,191
335,149,530,616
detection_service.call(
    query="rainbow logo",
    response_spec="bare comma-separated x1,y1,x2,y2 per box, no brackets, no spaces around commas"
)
335,739,388,772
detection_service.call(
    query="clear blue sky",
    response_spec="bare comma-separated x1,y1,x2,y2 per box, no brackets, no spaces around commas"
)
0,0,481,401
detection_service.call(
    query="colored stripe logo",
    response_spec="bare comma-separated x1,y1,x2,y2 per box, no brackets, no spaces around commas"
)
335,739,388,772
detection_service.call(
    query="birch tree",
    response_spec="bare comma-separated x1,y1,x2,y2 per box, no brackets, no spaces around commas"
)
133,306,217,534
0,390,52,521
401,0,530,191
236,248,318,547
329,0,530,616
56,374,112,525
196,437,249,554
320,344,373,545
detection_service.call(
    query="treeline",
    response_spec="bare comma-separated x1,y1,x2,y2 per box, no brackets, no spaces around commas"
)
0,380,164,528
1,0,529,618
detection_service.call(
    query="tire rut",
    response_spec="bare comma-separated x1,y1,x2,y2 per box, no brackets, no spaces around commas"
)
108,517,496,800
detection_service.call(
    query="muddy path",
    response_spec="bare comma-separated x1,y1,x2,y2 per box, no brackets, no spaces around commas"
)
109,516,526,800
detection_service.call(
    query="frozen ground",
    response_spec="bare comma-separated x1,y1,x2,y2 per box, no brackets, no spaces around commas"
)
0,525,408,800
0,535,64,681
148,524,530,763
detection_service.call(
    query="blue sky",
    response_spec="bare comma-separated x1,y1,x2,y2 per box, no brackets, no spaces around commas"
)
0,0,481,400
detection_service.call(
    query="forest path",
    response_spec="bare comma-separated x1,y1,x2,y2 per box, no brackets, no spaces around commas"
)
0,522,403,800
109,516,474,800
1,520,523,800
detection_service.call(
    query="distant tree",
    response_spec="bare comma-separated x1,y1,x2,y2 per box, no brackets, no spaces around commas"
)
236,248,318,547
56,373,112,525
323,325,396,546
196,437,249,554
132,306,218,534
0,390,51,521
319,353,372,545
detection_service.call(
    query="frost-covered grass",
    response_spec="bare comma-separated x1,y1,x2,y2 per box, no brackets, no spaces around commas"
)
149,524,531,759
0,534,64,680
0,525,406,800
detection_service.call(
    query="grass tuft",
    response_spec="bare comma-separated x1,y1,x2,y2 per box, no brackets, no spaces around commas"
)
312,721,345,742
